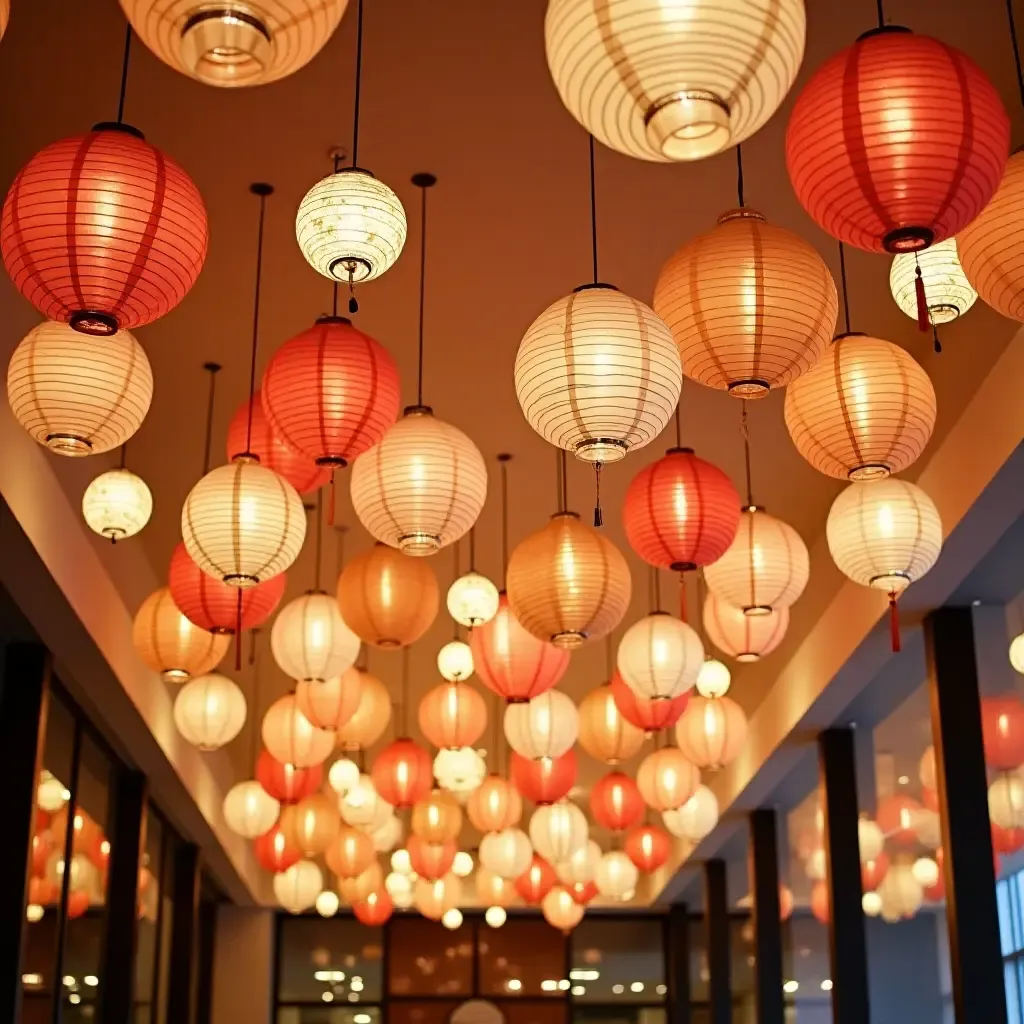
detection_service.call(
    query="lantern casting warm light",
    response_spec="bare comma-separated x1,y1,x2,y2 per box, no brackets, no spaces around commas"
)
173,674,246,750
437,641,474,683
479,828,533,880
271,591,360,682
340,862,385,904
981,697,1024,770
296,671,362,733
254,824,301,874
663,785,719,842
372,738,433,808
890,239,977,326
411,790,463,844
341,774,393,832
415,874,462,921
611,671,690,734
595,850,639,901
132,587,230,683
434,747,487,796
448,572,500,628
516,853,558,904
274,859,323,914
510,749,577,806
637,747,700,812
223,780,280,840
590,773,644,833
505,691,579,760
316,890,340,918
256,752,322,805
419,681,487,750
325,826,374,878
280,792,342,856
625,824,671,874
556,840,601,886
407,836,457,880
477,867,516,908
542,884,584,931
442,908,464,930
702,594,789,663
335,670,392,751
695,659,731,700
468,775,523,833
617,613,703,701
578,685,645,765
82,469,153,542
530,801,589,864
354,890,394,926
989,775,1024,830
262,694,335,769
675,695,748,770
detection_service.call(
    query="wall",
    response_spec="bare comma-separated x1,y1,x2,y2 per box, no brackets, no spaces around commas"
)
211,907,275,1024
866,913,945,1024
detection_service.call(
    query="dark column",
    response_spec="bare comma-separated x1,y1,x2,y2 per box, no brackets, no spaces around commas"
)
705,859,731,1024
98,770,148,1024
749,809,784,1024
167,843,202,1024
195,897,217,1024
0,644,49,1023
819,728,869,1024
665,903,691,1024
925,607,1006,1024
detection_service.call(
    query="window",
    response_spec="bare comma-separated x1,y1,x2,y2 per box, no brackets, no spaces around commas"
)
998,868,1024,1023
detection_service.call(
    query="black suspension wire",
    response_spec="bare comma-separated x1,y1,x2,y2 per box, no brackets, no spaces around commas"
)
696,571,708,646
115,24,133,124
589,135,599,283
1007,0,1024,111
415,177,432,406
838,241,852,335
469,526,477,572
674,400,682,448
202,361,221,470
314,490,324,590
736,144,745,207
244,184,273,453
876,0,885,29
498,453,511,589
351,0,364,167
557,450,569,512
741,401,754,508
118,442,128,471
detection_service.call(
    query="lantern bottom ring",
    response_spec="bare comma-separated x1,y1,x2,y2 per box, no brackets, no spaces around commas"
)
644,89,731,162
506,697,530,706
223,573,260,588
101,526,127,541
209,625,235,635
68,310,118,336
928,302,961,324
574,437,627,464
670,560,697,573
180,7,272,84
45,432,93,456
551,629,586,649
868,571,911,593
375,637,401,649
736,652,760,664
161,668,189,684
314,455,349,468
398,532,442,556
883,226,935,255
727,378,770,399
328,255,372,284
848,462,891,482
742,604,773,618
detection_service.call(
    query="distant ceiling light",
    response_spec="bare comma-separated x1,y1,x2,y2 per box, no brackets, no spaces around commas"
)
452,851,474,878
25,905,44,924
542,981,558,992
69,994,81,1005
21,974,42,986
631,982,644,993
322,992,334,1003
349,993,359,1002
656,984,667,996
558,980,571,991
442,908,464,931
783,980,799,994
572,986,585,996
898,776,910,786
485,906,507,929
315,891,340,919
355,1016,372,1024
350,980,364,993
506,979,522,992
821,980,833,992
62,978,75,989
570,969,599,982
612,984,624,995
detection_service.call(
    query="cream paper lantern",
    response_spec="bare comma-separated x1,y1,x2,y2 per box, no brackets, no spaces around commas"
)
911,857,940,889
173,673,246,751
438,640,474,682
274,859,323,914
391,849,414,876
556,839,602,886
479,827,533,880
434,746,487,797
675,695,748,770
877,862,923,922
448,571,500,628
271,591,360,682
637,748,700,812
804,847,826,883
223,779,280,839
862,891,883,917
371,814,403,854
36,773,68,813
341,774,394,832
990,774,1024,829
515,285,681,463
261,694,334,768
702,593,789,663
328,757,361,795
477,867,516,908
890,238,977,326
595,850,639,901
339,862,384,904
415,873,462,921
695,659,731,699
504,691,579,760
545,0,806,163
296,671,362,732
542,884,584,931
442,907,464,930
1011,635,1024,675
485,906,507,928
8,321,153,456
350,407,487,555
663,784,719,842
530,801,589,863
82,468,153,542
182,457,306,587
617,612,703,700
386,871,415,909
316,890,340,918
132,587,229,683
859,818,885,864
705,507,809,615
452,851,474,878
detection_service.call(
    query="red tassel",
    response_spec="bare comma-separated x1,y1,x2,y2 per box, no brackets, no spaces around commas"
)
889,592,901,653
234,591,243,671
914,266,929,333
679,573,688,623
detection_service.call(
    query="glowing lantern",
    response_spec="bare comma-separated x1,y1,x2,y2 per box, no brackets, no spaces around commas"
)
340,863,385,904
316,890,340,918
448,572,500,628
324,826,374,879
555,840,601,886
989,775,1024,830
479,828,533,880
625,824,671,873
981,696,1024,770
611,672,689,734
371,738,433,808
223,780,280,839
262,695,334,769
386,871,414,908
340,774,393,832
675,695,748,770
877,862,923,922
695,659,731,700
570,879,599,906
418,681,487,750
702,593,789,663
890,238,977,327
590,773,644,832
510,749,576,806
295,669,363,732
617,613,703,701
1011,634,1024,675
411,790,463,844
256,753,322,805
862,853,890,892
876,795,922,846
354,890,394,926
254,824,301,874
408,836,457,880
542,884,584,931
271,591,360,682
274,860,323,914
370,814,403,854
82,469,152,542
810,881,829,924
859,818,885,863
595,850,638,900
173,673,246,751
504,691,579,760
434,747,487,797
437,640,474,682
663,785,719,841
516,854,558,904
280,793,341,857
335,669,392,751
578,684,645,765
468,775,523,833
530,802,589,863
476,867,516,908
415,874,461,921
132,588,229,684
637,748,699,812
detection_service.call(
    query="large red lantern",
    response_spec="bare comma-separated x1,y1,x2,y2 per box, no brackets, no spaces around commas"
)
470,593,569,703
981,696,1024,770
510,749,577,806
254,824,300,873
1,124,208,335
408,836,457,881
371,738,433,809
625,824,670,874
256,751,322,805
590,772,644,833
786,27,1009,254
611,671,689,733
353,890,394,926
515,854,557,905
861,852,890,892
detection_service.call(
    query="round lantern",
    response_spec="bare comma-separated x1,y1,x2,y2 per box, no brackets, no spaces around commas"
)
419,681,487,750
637,747,700,812
341,775,393,832
280,792,341,856
595,850,639,901
510,749,577,806
182,457,306,587
706,507,809,615
387,870,414,908
993,823,1024,856
169,543,286,637
133,588,230,684
340,862,385,904
530,802,588,863
261,316,400,469
507,513,631,648
351,407,487,555
876,795,921,846
37,774,68,813
296,169,407,284
542,884,584,931
675,695,748,770
702,593,789,663
515,285,680,463
353,890,394,926
471,593,570,702
486,906,508,927
408,836,457,880
989,774,1024,830
655,210,836,397
810,881,830,925
442,908,464,931
296,670,362,732
371,738,433,808
890,238,977,326
254,824,301,874
324,826,374,878
877,862,923,922
695,659,731,700
337,544,439,648
784,334,937,482
862,854,890,892
617,613,704,700
981,696,1024,770
223,779,280,839
468,775,524,833
256,752,322,805
544,0,805,162
578,684,645,765
226,393,329,494
556,840,601,886
479,828,533,879
663,784,719,841
786,27,1009,254
371,814,403,854
477,867,516,908
173,673,246,750
625,824,671,873
1011,634,1024,675
504,691,579,760
82,469,152,542
590,773,644,832
437,641,474,683
316,890,340,918
911,856,940,889
262,694,334,769
516,854,558,904
611,671,689,733
335,669,392,751
448,572,500,628
8,322,153,456
271,591,360,682
415,874,461,921
859,818,885,864
434,747,487,796
623,448,740,571
411,790,463,844
862,891,882,918
571,879,599,906
274,859,323,914
2,126,208,333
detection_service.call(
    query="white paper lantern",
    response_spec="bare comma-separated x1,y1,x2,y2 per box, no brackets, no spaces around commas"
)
804,847,826,883
316,890,340,918
695,659,731,699
36,774,68,813
990,774,1024,829
434,747,487,796
271,591,360,682
911,807,941,850
82,468,153,542
515,285,681,463
391,849,414,876
448,572,500,628
479,828,533,880
595,850,639,900
703,593,789,663
370,814,403,854
530,802,589,863
442,908,464,930
556,840,602,886
438,640,474,682
911,857,940,889
890,238,977,326
485,906,507,928
1011,634,1024,675
858,818,885,864
328,757,361,795
675,695,748,770
223,779,280,839
617,612,703,700
173,673,246,751
386,871,415,909
274,859,323,914
504,691,579,760
262,694,334,768
877,862,923,921
663,785,719,842
341,774,393,831
452,851,474,878
862,891,883,917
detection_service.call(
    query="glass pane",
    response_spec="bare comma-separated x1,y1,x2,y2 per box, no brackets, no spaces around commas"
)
135,809,164,1019
278,917,383,1004
480,917,564,998
570,918,665,1003
388,1004,460,1024
1006,961,1020,1024
573,1008,665,1024
1001,882,1016,956
389,917,472,997
277,1007,382,1024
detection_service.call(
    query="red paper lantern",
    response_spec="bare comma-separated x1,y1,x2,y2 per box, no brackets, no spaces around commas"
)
1,124,208,335
261,316,401,470
861,852,890,891
67,889,90,920
371,738,433,809
256,751,323,805
353,890,394,926
981,696,1024,770
254,824,301,874
993,822,1024,856
569,879,599,905
623,448,740,572
226,393,329,495
590,772,644,833
810,880,829,925
876,794,921,846
510,748,577,805
611,671,689,733
624,824,671,874
515,854,557,905
470,593,569,703
408,836,457,881
786,27,1009,255
31,832,55,877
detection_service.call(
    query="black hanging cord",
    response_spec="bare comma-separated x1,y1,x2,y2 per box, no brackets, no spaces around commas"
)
244,184,273,454
735,144,745,207
741,401,754,508
202,361,221,471
696,571,708,646
414,176,432,406
838,241,852,335
556,450,569,513
674,401,682,449
498,453,512,589
116,24,133,125
1009,0,1024,110
314,490,324,590
351,0,364,167
118,442,127,471
876,0,885,29
589,135,599,284
469,526,477,572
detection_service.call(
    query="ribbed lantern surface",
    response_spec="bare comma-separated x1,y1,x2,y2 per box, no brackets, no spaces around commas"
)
702,593,788,662
510,749,577,806
173,673,246,751
578,684,645,765
262,694,334,768
295,670,362,731
335,669,392,750
270,591,360,682
675,695,748,769
890,239,977,326
637,747,699,812
468,775,523,833
372,738,434,809
610,671,689,732
132,587,229,683
505,691,579,760
418,681,488,750
617,612,703,700
82,469,153,542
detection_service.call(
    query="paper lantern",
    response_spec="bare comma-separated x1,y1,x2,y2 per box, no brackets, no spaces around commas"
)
877,862,923,922
455,851,475,879
663,784,719,841
341,774,393,832
339,862,385,904
675,695,747,770
271,591,360,682
315,890,340,918
655,209,836,396
37,774,67,814
618,613,703,701
353,890,394,926
862,853,890,892
371,814,403,854
504,691,579,760
256,753,322,805
448,572,500,628
226,393,329,494
415,874,461,921
876,795,921,846
295,670,362,732
337,544,439,648
862,891,882,918
254,824,301,874
702,593,789,663
516,285,680,463
133,588,229,683
479,828,533,879
595,850,639,901
993,822,1024,856
274,859,323,914
2,126,207,333
810,881,830,925
173,673,246,750
779,885,795,922
890,238,977,326
8,322,153,456
222,779,279,839
471,593,570,702
262,694,334,769
590,773,644,832
530,802,589,864
386,870,414,908
419,681,487,750
516,854,558,905
407,836,457,881
437,641,474,683
637,747,700,812
82,469,152,542
441,908,463,931
477,867,516,908
1011,634,1024,675
296,169,407,284
990,775,1024,830
261,317,400,470
182,457,306,587
786,27,1009,254
510,749,576,806
434,747,487,796
411,790,463,844
542,884,584,931
335,669,392,751
372,738,433,808
324,826,374,878
784,334,936,481
911,856,939,889
859,818,885,864
578,684,645,765
695,659,731,700
706,507,809,615
544,0,805,162
468,775,523,833
280,792,342,857
507,513,631,648
625,824,671,873
611,671,689,734
555,839,601,887
120,0,348,86
981,696,1024,770
485,906,508,927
